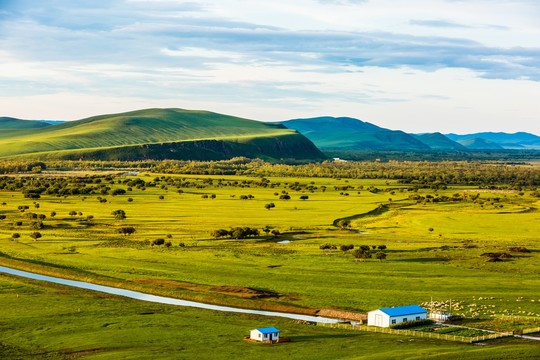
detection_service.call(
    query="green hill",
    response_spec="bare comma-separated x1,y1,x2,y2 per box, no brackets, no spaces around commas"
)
455,138,504,150
412,133,466,150
282,117,430,150
447,132,540,150
0,109,325,161
0,117,51,130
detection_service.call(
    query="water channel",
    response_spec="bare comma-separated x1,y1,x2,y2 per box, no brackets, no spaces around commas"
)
0,265,340,324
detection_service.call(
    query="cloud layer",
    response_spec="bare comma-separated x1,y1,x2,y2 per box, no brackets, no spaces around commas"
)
0,0,539,134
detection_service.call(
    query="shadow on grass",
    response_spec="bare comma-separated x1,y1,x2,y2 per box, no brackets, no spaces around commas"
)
394,257,449,263
290,333,361,342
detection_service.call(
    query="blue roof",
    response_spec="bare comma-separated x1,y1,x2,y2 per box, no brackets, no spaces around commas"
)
378,305,427,317
256,327,280,334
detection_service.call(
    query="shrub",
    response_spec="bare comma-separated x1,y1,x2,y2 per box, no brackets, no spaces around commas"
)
352,249,372,260
390,319,434,329
118,226,136,236
508,246,530,253
111,188,126,196
111,209,126,220
11,233,20,239
152,238,165,246
320,243,337,250
30,232,42,240
30,221,44,230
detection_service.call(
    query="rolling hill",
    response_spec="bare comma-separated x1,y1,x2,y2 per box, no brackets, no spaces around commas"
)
446,132,540,150
412,133,467,150
0,109,325,161
281,117,430,151
0,117,51,130
452,138,504,150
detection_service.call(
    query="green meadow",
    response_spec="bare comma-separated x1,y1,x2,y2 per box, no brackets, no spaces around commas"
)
0,169,539,358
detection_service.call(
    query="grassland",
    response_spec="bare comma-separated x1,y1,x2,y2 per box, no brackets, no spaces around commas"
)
1,274,538,359
0,170,539,358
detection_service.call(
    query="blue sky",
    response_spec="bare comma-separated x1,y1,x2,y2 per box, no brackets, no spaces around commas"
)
1,0,539,134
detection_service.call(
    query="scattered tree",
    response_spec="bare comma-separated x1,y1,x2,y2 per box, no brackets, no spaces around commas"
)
337,219,350,229
118,226,136,236
30,231,42,241
352,249,372,260
111,209,126,220
376,252,387,261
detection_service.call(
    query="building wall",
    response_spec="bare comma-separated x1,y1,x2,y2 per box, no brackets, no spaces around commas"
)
250,330,280,341
368,310,427,327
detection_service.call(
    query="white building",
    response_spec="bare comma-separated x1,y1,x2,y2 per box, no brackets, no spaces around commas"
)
250,327,280,342
430,311,450,321
367,305,427,327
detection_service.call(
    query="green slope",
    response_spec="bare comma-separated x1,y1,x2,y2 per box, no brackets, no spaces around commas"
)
457,138,504,150
0,108,325,161
412,133,467,150
0,117,51,130
282,117,430,150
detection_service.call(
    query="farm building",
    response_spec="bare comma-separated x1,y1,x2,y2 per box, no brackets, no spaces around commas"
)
250,327,280,342
430,311,450,321
367,305,427,327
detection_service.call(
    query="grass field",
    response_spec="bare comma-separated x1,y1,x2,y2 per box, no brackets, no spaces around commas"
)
0,171,539,358
1,274,538,359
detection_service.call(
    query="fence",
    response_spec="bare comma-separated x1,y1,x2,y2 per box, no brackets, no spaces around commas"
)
495,314,540,322
317,322,512,343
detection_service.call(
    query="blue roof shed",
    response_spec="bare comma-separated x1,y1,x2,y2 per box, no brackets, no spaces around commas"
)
379,305,427,317
256,327,280,334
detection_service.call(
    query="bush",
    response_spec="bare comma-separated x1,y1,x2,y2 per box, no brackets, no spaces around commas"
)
390,319,434,329
508,246,530,253
118,226,136,236
11,233,20,239
320,243,337,250
111,209,126,220
152,238,165,246
340,244,354,251
30,231,42,241
352,249,372,260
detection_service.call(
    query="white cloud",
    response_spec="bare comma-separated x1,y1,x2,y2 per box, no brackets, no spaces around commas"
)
0,0,539,134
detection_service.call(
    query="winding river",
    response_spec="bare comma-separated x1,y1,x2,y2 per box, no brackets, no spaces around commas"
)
0,265,339,324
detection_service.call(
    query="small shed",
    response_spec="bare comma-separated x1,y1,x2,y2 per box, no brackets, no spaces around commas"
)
430,311,450,322
367,305,427,327
250,327,280,342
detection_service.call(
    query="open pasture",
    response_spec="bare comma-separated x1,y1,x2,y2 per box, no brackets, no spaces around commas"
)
1,274,538,359
0,172,538,319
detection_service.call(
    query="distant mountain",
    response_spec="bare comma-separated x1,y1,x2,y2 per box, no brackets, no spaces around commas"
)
281,117,430,151
455,138,504,150
0,108,325,161
0,117,51,130
446,132,540,150
412,133,467,150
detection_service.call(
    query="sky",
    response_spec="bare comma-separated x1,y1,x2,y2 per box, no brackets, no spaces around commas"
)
1,0,539,134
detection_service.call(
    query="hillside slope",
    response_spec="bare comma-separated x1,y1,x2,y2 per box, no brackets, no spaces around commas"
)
412,133,466,150
282,117,430,150
0,117,51,130
0,109,325,161
446,132,540,149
